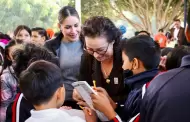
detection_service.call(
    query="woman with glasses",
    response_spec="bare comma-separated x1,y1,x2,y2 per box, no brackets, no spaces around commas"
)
73,16,128,105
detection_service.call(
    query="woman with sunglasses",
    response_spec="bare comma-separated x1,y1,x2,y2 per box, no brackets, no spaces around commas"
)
73,16,128,105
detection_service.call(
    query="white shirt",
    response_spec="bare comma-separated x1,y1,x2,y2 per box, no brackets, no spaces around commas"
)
174,27,180,40
173,27,180,45
25,109,86,122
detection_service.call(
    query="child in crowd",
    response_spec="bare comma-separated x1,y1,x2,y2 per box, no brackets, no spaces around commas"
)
19,60,93,122
14,25,31,43
0,36,17,122
5,43,58,122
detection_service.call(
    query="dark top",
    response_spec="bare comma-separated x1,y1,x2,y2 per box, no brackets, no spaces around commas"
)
79,45,128,103
120,69,159,121
6,93,34,122
140,55,190,122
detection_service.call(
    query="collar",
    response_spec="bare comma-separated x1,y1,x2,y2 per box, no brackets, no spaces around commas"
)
52,32,63,50
30,108,63,118
124,68,159,89
181,55,190,67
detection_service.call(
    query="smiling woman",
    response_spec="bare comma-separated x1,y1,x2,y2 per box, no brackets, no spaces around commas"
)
44,6,83,107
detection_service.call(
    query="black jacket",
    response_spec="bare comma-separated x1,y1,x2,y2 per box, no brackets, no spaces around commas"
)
140,55,190,122
6,93,34,122
44,32,63,56
124,69,159,121
116,69,159,121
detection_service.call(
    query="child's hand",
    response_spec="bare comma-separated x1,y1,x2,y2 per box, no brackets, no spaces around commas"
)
159,56,167,71
93,87,117,109
73,89,83,102
93,87,109,97
91,92,116,120
77,100,89,107
83,107,97,122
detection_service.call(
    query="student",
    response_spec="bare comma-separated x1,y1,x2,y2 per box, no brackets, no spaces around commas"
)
5,43,59,122
139,55,190,122
31,27,49,45
154,29,167,49
19,60,94,122
14,25,31,44
90,35,161,122
0,38,17,122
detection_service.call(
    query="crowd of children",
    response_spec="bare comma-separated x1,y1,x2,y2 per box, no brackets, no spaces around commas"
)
1,5,190,122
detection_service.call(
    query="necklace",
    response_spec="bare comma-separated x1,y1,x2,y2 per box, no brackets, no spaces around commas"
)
101,62,111,84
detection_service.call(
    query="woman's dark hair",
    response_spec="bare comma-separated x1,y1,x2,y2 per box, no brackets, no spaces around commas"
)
31,27,49,40
161,47,173,56
12,43,59,77
4,40,16,69
82,16,122,46
0,33,11,40
58,6,79,24
14,25,31,37
166,46,190,70
165,32,172,39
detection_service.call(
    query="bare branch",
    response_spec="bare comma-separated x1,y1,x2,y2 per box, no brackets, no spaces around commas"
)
109,1,144,30
162,0,173,20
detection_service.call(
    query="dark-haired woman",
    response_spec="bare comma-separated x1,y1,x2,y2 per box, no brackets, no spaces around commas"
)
73,16,128,105
44,6,83,105
14,25,31,43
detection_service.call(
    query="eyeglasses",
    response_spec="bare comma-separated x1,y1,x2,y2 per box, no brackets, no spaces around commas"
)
84,43,110,57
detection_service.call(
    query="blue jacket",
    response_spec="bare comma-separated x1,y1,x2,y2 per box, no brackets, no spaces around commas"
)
140,55,190,122
118,69,159,121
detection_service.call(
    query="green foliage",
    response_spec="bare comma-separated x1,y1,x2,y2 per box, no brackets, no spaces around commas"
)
1,0,189,34
80,0,115,23
0,0,70,33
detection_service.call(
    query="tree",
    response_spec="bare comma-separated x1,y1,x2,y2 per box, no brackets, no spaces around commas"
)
68,0,115,23
0,0,70,33
109,0,188,34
